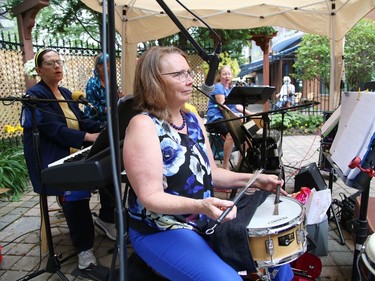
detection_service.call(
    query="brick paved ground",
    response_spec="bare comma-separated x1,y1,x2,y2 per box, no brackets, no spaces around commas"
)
0,134,374,280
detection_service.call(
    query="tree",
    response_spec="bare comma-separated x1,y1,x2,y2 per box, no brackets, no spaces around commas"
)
292,34,330,89
292,19,375,92
155,27,252,64
3,0,105,46
344,19,375,90
3,1,278,67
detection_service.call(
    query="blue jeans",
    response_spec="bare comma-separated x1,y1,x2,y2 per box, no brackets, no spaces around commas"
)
130,227,294,281
129,227,243,281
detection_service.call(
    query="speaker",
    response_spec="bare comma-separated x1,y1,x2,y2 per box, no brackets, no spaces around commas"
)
294,162,327,193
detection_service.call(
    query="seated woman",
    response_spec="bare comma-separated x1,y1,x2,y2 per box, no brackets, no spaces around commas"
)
123,46,293,281
206,65,252,170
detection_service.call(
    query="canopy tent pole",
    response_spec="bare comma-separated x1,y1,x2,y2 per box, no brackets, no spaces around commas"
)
329,1,336,111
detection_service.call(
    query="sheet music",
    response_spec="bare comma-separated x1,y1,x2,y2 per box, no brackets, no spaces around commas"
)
347,129,375,180
330,92,360,153
321,105,340,138
330,91,375,177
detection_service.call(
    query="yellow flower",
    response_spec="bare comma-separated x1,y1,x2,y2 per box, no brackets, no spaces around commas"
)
15,124,23,132
4,125,16,134
4,125,12,133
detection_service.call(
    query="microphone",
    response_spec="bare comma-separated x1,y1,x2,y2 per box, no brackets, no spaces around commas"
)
71,91,95,110
201,44,222,95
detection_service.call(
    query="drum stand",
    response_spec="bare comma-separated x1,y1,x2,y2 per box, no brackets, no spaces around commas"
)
258,269,271,281
256,267,273,281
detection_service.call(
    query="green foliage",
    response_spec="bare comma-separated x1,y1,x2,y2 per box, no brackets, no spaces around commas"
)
218,53,241,77
292,34,330,89
0,142,30,201
187,28,252,61
293,19,375,92
200,52,240,78
248,26,277,37
344,19,375,91
270,112,323,135
4,0,104,46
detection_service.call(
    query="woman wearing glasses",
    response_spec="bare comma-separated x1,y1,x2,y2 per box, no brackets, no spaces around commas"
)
123,46,292,280
21,49,115,271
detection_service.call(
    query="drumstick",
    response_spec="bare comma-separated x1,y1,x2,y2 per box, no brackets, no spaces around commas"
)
273,169,283,215
205,169,264,235
273,184,281,215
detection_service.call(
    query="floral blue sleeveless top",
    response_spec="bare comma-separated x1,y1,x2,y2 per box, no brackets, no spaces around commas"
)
128,111,213,233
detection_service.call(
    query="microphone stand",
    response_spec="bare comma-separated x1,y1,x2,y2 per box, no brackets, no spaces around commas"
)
267,99,294,155
0,96,76,281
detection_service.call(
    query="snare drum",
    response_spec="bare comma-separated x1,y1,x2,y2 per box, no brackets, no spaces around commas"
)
247,194,306,267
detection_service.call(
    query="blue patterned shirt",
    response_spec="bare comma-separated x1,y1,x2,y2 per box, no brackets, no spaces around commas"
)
128,111,213,233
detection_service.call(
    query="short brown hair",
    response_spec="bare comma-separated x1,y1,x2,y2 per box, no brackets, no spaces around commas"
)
133,46,189,120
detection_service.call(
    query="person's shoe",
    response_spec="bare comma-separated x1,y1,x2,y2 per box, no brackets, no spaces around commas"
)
78,248,97,270
95,217,116,241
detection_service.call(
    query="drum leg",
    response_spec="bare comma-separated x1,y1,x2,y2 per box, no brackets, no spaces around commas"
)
257,267,272,281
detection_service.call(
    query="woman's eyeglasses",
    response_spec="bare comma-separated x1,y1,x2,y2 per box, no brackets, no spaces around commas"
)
161,70,195,82
42,60,64,68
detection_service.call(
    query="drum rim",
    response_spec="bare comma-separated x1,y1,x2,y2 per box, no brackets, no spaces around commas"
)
248,195,305,233
247,217,305,236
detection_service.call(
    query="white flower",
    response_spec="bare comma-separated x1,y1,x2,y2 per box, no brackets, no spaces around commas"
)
23,59,37,79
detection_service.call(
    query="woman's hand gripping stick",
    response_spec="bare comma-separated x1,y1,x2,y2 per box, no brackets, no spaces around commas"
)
205,169,263,235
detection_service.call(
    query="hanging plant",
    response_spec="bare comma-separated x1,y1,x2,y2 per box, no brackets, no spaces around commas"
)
23,59,38,80
249,27,277,38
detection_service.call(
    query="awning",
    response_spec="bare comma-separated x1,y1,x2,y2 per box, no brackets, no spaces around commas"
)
238,34,303,78
272,33,303,53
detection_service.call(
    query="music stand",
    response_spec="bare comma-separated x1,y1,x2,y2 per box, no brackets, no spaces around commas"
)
224,86,275,109
225,86,275,170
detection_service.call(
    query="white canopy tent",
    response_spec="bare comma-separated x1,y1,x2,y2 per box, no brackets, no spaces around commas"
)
81,0,374,110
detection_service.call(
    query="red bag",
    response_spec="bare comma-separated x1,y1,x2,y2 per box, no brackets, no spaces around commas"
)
291,252,322,280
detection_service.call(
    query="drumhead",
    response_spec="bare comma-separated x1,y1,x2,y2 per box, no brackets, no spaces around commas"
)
362,233,375,276
248,194,303,231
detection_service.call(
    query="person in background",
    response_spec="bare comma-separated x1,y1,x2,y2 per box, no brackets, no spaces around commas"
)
84,52,120,238
21,49,116,271
206,65,252,170
275,75,296,108
123,46,293,281
84,53,121,122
